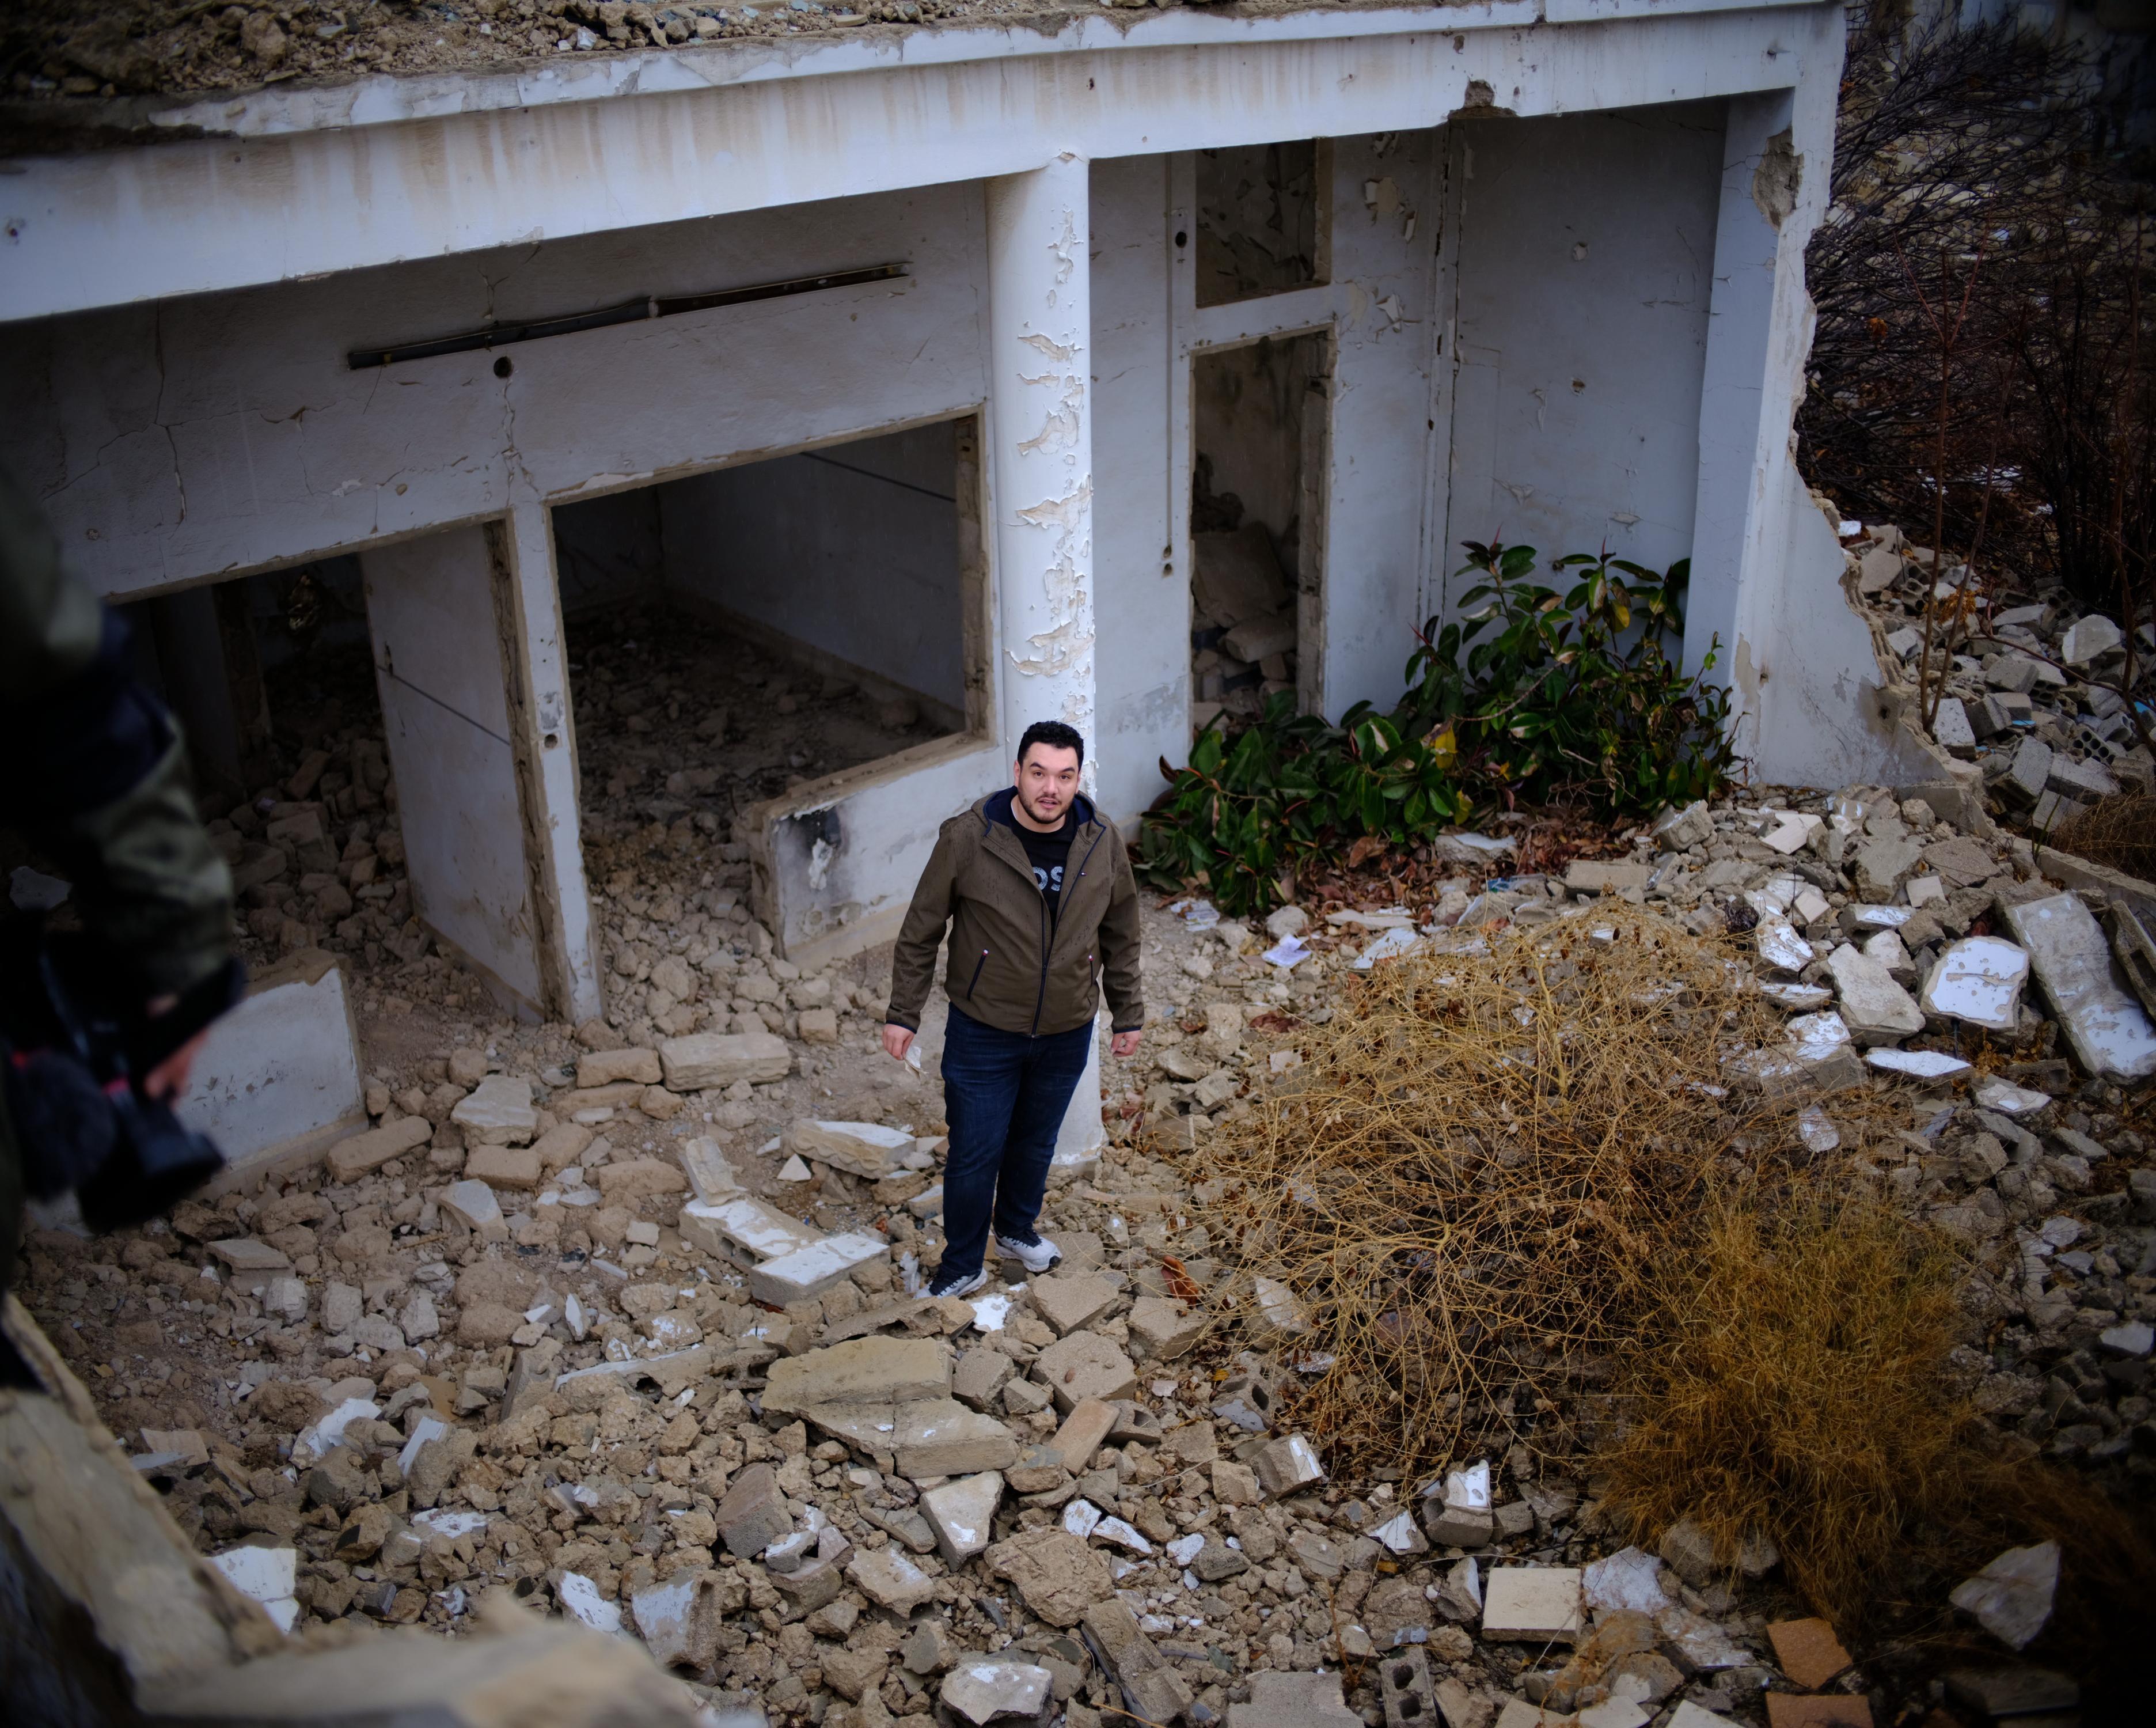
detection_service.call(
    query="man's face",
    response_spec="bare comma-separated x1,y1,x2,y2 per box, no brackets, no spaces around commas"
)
1015,745,1081,824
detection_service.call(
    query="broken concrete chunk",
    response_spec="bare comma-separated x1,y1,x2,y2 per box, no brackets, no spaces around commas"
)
921,1471,1004,1564
440,1179,507,1242
1032,1331,1137,1412
1045,1397,1120,1474
2003,892,2156,1081
1652,802,1713,851
1248,1275,1310,1346
941,1659,1054,1727
765,1336,950,1414
450,1073,537,1146
659,1030,791,1090
1251,1433,1326,1498
2002,737,2054,806
578,1046,662,1088
1823,943,1924,1043
1212,1374,1276,1432
1948,1540,2059,1651
208,1238,291,1274
1918,935,2029,1032
1126,1295,1207,1360
1852,836,1924,899
889,1399,1021,1476
1031,1271,1121,1337
747,1231,890,1307
985,1527,1117,1627
677,1195,824,1267
1480,1567,1583,1642
1942,1668,2078,1721
1755,918,1814,974
1083,1594,1195,1724
1765,1617,1853,1692
785,1117,915,1178
848,1543,940,1613
2060,612,2123,665
325,1115,431,1184
632,1569,729,1670
714,1462,794,1558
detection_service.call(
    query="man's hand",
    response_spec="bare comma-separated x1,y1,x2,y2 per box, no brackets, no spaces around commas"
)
1111,1029,1142,1059
140,994,211,1100
881,1023,916,1064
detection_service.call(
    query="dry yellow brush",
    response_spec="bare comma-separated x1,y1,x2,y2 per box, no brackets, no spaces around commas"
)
1187,903,1972,1620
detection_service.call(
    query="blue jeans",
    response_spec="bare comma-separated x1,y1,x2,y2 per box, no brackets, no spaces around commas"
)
937,1005,1092,1282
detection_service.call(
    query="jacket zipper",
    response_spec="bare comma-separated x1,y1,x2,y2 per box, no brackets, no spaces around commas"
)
966,949,988,998
1031,824,1109,1036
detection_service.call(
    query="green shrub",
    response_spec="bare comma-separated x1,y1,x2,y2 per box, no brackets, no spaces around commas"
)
1137,541,1736,915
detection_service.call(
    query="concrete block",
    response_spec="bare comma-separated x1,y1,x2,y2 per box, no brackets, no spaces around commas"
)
2002,737,2053,805
578,1047,662,1087
632,1570,730,1671
1562,861,1654,894
463,1143,542,1191
985,1528,1117,1627
1045,1397,1119,1473
1931,697,1976,757
177,950,366,1187
921,1471,1003,1564
1233,1672,1364,1728
747,1232,889,1307
1082,1594,1195,1725
1480,1567,1582,1642
784,1118,914,1178
2003,892,2156,1081
764,1336,951,1414
1031,1331,1137,1411
677,1195,823,1268
659,1030,791,1090
1376,1647,1439,1728
954,1348,1015,1411
1030,1271,1119,1336
1211,1374,1276,1431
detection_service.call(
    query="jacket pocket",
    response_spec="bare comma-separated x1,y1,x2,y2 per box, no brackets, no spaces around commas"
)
965,948,988,998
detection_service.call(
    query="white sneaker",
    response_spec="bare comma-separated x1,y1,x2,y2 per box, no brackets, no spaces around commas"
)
995,1231,1062,1274
927,1267,988,1301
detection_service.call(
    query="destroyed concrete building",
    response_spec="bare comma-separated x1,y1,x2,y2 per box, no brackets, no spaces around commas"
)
3,0,1892,1050
22,5,2147,1725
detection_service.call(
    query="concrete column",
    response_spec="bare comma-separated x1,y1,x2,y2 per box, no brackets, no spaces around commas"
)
986,154,1104,1177
1683,85,1820,752
985,154,1098,776
492,503,605,1025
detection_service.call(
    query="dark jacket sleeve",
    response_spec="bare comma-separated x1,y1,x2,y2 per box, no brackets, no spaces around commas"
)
885,820,962,1033
1,465,234,1001
1098,825,1144,1033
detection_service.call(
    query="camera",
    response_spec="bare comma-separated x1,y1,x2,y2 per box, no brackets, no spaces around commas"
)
2,926,241,1231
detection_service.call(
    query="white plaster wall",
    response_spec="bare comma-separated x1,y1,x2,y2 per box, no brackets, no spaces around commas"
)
1089,154,1183,828
755,736,1008,967
362,525,544,1008
1438,104,1727,613
658,420,968,713
0,183,990,602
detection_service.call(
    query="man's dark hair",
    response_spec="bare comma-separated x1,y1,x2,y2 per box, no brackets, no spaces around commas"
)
1016,720,1084,768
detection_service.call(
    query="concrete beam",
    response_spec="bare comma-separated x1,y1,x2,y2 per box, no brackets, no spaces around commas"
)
2,7,1842,322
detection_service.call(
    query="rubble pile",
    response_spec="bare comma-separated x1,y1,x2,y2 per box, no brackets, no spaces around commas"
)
1848,522,2155,833
15,770,2154,1726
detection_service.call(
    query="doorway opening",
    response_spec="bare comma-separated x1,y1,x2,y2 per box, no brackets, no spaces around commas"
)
551,415,982,1040
1190,334,1330,733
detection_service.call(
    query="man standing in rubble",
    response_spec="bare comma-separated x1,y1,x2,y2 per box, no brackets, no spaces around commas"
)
883,721,1143,1300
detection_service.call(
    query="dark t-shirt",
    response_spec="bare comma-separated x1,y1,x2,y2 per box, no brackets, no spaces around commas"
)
999,804,1075,924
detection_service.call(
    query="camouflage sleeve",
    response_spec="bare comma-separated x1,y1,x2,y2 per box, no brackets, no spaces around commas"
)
2,465,234,1001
